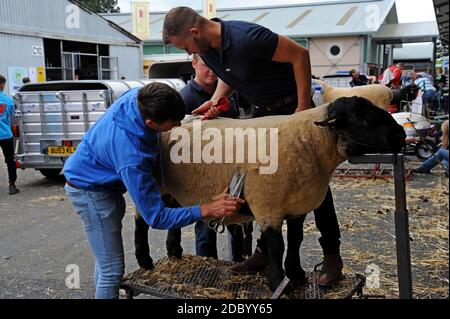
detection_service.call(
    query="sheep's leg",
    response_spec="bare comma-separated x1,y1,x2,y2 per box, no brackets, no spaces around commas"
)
261,226,285,292
284,216,307,283
133,210,154,270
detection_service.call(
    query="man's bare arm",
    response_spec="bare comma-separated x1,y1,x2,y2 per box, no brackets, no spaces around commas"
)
271,35,311,112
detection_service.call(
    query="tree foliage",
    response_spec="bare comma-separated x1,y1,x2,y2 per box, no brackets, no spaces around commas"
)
77,0,120,13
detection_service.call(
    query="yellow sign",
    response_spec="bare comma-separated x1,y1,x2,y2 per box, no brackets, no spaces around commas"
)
132,1,150,40
37,66,45,82
203,0,216,19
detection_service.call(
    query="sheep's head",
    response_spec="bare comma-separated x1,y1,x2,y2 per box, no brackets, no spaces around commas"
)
315,96,406,157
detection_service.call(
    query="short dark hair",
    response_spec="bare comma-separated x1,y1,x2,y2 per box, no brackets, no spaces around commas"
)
22,77,31,84
137,82,186,124
0,75,6,85
163,7,207,44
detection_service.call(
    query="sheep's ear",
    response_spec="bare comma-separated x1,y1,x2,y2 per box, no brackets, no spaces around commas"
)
315,117,338,127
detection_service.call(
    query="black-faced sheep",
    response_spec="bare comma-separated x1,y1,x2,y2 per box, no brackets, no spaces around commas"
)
134,96,406,291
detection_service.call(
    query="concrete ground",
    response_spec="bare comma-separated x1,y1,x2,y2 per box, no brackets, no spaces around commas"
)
0,153,448,299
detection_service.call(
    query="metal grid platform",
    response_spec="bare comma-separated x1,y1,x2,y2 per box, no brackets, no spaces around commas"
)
120,255,365,299
334,163,412,180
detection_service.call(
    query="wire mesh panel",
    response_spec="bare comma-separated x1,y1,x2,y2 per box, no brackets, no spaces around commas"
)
121,255,365,299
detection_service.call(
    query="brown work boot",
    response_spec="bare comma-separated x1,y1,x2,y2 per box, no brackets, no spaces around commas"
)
229,247,268,274
317,254,343,287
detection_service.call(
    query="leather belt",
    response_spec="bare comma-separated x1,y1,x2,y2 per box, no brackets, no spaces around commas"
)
259,95,297,112
67,181,81,190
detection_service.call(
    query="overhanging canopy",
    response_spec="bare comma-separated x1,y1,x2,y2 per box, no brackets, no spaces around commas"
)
373,22,439,44
433,0,449,43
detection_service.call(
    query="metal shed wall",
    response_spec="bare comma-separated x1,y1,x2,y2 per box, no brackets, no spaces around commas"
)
0,33,45,94
0,0,140,46
109,45,144,79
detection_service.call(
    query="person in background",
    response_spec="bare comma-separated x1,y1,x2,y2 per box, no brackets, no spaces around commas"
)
0,75,20,195
413,120,448,177
380,63,404,89
435,68,447,88
401,71,415,88
165,53,252,262
349,70,370,87
22,77,30,85
414,73,437,106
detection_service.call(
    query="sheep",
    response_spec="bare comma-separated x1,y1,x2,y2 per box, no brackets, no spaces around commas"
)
134,96,406,292
316,80,393,110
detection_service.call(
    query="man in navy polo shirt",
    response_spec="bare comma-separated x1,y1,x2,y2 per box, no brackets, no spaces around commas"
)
166,53,253,262
163,7,343,287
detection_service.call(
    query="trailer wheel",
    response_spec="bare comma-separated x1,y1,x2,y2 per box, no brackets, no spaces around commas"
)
39,169,62,179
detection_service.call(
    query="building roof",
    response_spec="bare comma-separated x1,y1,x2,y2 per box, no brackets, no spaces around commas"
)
0,0,141,46
433,0,449,43
102,0,396,43
373,21,439,44
393,44,434,61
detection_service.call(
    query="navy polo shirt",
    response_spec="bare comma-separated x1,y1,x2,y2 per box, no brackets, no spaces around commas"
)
201,19,297,106
180,78,239,118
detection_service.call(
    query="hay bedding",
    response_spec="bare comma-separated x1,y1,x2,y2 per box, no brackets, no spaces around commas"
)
124,163,448,299
324,174,449,299
122,255,363,299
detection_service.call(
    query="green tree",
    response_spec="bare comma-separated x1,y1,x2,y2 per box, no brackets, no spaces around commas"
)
78,0,121,13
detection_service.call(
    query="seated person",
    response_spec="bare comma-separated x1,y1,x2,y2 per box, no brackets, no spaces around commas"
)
413,120,448,177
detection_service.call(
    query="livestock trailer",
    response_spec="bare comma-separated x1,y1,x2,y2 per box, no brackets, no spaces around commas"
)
13,79,185,178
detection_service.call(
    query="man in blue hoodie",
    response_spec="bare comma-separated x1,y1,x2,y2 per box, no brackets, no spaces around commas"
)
0,75,19,195
64,82,243,299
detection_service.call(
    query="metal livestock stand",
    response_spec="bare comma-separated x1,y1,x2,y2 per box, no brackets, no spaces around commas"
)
120,154,412,299
349,154,413,299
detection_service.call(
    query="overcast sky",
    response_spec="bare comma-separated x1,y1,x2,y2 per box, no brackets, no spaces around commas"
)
116,0,436,23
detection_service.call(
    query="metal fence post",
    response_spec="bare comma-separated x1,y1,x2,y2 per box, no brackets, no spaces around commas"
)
392,154,413,299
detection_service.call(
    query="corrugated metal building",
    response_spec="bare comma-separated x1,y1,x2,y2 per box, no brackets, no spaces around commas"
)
0,0,143,94
103,0,439,79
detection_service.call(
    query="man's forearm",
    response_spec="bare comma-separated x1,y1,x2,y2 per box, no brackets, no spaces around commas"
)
294,50,312,111
211,79,233,102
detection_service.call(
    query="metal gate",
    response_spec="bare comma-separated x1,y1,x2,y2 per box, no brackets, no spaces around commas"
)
99,56,119,80
62,53,119,80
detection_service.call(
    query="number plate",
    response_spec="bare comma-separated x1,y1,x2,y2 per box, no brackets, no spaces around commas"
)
47,146,76,157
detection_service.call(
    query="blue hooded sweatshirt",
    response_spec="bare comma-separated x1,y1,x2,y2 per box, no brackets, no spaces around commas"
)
0,91,14,140
64,88,202,229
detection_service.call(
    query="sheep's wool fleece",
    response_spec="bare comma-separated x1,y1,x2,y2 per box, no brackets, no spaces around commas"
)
317,80,392,110
156,104,346,230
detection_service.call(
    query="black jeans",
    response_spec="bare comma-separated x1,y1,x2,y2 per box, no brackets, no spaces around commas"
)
0,138,17,184
253,100,341,255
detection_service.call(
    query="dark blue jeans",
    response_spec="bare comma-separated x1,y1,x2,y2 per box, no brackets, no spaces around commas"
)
194,221,253,262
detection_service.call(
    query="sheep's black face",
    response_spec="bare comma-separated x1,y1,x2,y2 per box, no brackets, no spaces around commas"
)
315,96,406,157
